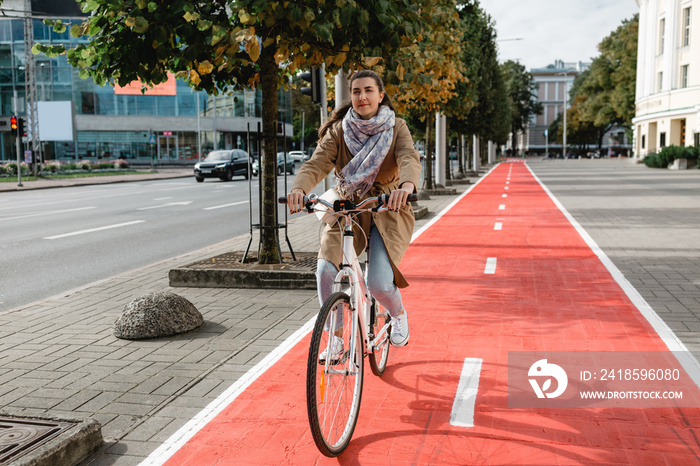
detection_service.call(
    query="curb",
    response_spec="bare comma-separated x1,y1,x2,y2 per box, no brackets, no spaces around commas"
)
168,251,318,289
421,187,458,196
169,267,318,289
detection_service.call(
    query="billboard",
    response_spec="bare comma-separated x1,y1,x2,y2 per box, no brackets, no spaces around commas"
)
38,101,74,141
114,72,177,96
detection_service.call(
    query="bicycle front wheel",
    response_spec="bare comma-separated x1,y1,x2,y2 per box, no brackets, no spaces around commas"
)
368,298,390,376
307,292,364,457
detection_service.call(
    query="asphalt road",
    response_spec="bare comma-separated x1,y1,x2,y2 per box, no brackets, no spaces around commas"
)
0,174,310,312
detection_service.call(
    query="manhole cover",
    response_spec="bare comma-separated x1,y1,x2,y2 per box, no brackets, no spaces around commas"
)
0,418,76,464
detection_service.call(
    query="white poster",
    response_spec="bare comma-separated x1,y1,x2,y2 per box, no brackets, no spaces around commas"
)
37,101,74,141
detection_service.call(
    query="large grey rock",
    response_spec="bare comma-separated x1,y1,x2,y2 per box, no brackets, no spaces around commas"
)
114,292,203,339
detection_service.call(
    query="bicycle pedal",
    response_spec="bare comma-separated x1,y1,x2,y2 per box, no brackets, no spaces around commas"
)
318,357,341,365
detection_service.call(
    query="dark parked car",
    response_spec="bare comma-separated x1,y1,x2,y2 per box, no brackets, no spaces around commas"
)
251,152,295,176
194,150,251,182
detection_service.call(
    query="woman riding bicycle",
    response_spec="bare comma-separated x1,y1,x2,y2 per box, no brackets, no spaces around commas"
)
286,69,421,348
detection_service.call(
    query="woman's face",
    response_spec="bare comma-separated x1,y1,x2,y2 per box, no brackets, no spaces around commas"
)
351,77,384,120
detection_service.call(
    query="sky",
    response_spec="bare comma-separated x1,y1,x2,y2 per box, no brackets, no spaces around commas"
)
482,0,639,70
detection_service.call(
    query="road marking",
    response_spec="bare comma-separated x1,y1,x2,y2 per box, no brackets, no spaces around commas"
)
203,201,249,211
44,220,145,240
0,206,97,222
154,197,173,201
137,201,193,211
506,181,510,184
139,316,317,466
505,186,509,190
484,257,497,274
494,222,502,230
450,358,482,428
502,194,507,198
499,204,505,210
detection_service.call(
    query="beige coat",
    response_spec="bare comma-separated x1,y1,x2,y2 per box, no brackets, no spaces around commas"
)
292,117,421,288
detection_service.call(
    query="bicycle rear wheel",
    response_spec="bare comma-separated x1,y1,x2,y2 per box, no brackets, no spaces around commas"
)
368,298,390,376
306,292,364,457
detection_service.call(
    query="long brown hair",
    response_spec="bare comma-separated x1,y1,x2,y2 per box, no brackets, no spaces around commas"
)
318,70,395,139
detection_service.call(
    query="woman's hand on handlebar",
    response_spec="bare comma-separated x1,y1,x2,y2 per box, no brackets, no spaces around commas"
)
287,188,306,214
387,182,415,211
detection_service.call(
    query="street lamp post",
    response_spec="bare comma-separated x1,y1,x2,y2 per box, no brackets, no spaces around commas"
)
558,71,568,158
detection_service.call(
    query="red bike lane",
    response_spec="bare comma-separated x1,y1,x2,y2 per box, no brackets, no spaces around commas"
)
151,162,700,465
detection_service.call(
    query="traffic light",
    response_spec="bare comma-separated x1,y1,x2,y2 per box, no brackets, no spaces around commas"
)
17,117,24,138
10,116,17,137
300,67,322,104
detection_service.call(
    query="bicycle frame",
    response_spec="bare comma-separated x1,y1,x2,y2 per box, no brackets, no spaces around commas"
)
324,205,390,370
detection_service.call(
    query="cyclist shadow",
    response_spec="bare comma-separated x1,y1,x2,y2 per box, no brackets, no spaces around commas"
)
338,359,631,465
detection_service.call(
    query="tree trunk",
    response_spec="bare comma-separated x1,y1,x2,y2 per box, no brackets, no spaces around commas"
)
457,133,464,175
424,113,434,190
257,47,281,264
445,120,451,181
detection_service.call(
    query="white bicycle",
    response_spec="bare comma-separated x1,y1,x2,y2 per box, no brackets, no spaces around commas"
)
279,192,417,456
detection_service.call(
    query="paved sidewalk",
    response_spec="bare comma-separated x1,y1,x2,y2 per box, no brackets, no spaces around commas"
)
0,167,192,192
0,170,479,465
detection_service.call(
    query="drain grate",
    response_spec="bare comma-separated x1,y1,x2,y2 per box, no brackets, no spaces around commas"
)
0,417,76,464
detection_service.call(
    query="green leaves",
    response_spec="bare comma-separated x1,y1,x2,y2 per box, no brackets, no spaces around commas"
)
32,43,66,57
84,0,103,12
125,16,149,33
570,14,638,135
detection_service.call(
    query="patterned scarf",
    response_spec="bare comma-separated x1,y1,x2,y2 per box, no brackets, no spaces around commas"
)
336,105,395,199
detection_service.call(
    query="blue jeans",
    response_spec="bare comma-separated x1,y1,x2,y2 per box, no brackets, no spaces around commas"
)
316,224,404,322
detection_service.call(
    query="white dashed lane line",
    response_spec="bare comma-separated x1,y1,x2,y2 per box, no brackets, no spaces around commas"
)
44,220,146,240
484,257,497,274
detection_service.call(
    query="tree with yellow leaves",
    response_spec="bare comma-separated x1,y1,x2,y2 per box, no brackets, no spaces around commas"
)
37,0,421,263
384,0,467,189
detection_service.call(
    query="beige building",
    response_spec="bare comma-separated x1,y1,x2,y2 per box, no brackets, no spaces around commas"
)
633,0,700,159
518,60,631,157
528,60,585,156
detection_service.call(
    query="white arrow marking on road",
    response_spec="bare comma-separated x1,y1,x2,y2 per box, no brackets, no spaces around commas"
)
44,220,145,240
450,358,482,428
203,201,249,211
0,206,97,222
137,201,193,211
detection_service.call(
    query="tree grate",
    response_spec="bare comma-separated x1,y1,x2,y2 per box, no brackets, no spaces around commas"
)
0,417,76,464
183,251,318,272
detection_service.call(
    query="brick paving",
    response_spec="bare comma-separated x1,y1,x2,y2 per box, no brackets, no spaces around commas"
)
2,159,699,465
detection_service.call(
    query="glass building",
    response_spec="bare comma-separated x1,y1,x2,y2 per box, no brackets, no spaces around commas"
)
0,1,293,163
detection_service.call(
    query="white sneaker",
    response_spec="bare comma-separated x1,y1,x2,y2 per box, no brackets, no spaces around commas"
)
390,312,409,347
319,335,344,364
